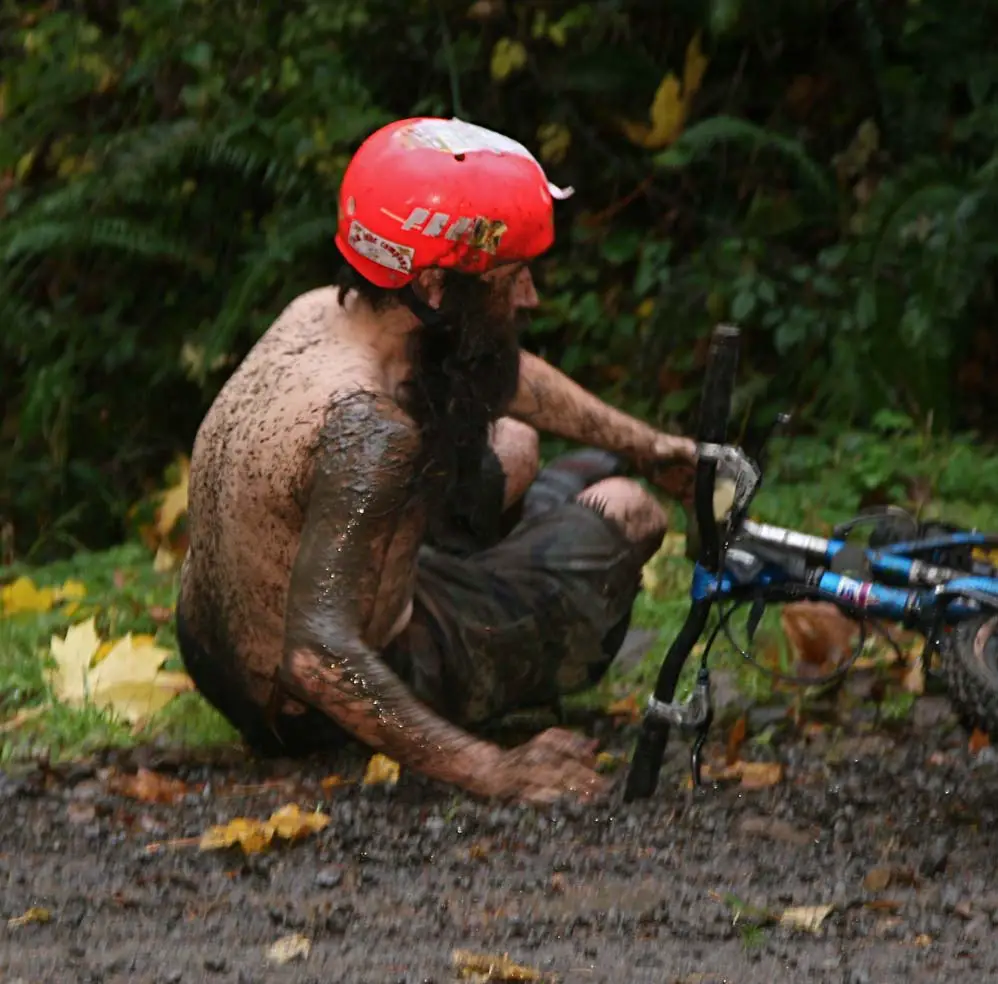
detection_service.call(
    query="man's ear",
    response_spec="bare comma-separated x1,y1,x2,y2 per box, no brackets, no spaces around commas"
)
414,269,445,310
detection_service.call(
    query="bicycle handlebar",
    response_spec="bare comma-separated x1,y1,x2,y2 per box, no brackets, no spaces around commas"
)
623,324,741,802
693,325,741,573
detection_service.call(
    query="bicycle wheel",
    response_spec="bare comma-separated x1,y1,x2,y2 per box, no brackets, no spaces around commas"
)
939,615,998,741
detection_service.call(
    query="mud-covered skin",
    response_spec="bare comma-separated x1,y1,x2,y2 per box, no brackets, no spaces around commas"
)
180,279,680,799
512,351,696,485
279,390,502,791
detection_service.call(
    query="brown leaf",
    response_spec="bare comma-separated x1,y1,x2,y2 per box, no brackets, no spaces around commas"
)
319,774,352,793
726,715,747,766
108,768,190,804
147,605,174,625
864,899,903,912
969,728,991,754
863,867,892,893
781,602,859,672
736,814,813,846
700,760,784,789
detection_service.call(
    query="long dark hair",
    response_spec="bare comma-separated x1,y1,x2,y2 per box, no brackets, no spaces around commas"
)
334,264,521,508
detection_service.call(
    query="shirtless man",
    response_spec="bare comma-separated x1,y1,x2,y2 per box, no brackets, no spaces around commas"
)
177,117,696,805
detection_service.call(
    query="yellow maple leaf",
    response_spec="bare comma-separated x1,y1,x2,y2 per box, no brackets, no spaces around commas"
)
47,617,102,703
46,618,192,724
1,576,55,616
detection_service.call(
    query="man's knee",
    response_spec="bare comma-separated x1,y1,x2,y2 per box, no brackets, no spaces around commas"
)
490,417,540,508
577,476,668,559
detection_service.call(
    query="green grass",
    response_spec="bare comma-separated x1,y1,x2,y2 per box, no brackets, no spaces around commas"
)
4,426,998,764
0,543,238,764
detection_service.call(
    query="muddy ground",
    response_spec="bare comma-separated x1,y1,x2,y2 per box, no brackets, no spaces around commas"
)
2,693,997,984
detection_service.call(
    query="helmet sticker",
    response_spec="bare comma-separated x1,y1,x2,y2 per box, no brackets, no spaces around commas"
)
401,118,534,158
347,219,414,273
400,207,508,254
399,118,575,201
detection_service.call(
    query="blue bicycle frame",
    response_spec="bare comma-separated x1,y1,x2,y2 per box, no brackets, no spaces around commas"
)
624,323,998,802
691,521,998,626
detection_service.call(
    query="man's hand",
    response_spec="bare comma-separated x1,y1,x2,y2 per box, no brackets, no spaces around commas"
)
641,432,698,506
468,728,610,805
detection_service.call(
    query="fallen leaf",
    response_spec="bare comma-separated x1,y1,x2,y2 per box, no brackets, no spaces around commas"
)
200,816,274,855
362,753,401,786
864,899,903,912
452,949,542,982
266,933,311,965
47,617,102,703
736,814,813,846
199,803,330,856
268,803,330,840
780,601,860,673
1,575,54,615
319,774,352,793
779,904,834,933
596,750,624,772
108,768,190,804
605,693,641,724
914,933,933,947
863,867,892,893
969,728,990,754
46,618,192,724
902,647,926,695
700,759,784,789
726,715,747,765
148,605,175,625
8,906,52,927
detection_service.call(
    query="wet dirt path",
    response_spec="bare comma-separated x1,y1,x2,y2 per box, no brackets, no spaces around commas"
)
2,712,997,984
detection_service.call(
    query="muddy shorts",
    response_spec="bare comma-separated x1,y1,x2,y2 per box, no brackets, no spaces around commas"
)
177,450,654,755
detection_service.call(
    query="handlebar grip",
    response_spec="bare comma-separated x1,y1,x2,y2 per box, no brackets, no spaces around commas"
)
693,324,740,573
697,324,740,446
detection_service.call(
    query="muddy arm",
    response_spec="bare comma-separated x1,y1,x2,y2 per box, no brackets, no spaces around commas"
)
510,351,689,468
281,396,499,792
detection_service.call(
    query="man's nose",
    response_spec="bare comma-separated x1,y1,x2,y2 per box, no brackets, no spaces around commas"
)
512,268,539,309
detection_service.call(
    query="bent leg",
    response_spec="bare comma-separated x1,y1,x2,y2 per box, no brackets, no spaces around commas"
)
388,495,665,728
577,476,668,564
490,417,539,508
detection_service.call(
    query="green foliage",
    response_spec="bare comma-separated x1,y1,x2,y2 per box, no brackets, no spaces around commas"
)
2,0,998,556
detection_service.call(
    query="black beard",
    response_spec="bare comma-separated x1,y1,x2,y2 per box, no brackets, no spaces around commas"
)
395,274,524,513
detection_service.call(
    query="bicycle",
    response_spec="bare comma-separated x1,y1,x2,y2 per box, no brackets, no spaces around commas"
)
624,324,998,801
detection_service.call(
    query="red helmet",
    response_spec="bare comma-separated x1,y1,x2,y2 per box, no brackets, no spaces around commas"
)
335,117,574,289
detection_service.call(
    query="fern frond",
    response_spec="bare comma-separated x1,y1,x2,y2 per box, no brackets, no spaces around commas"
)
206,214,340,356
2,218,200,266
654,116,835,201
